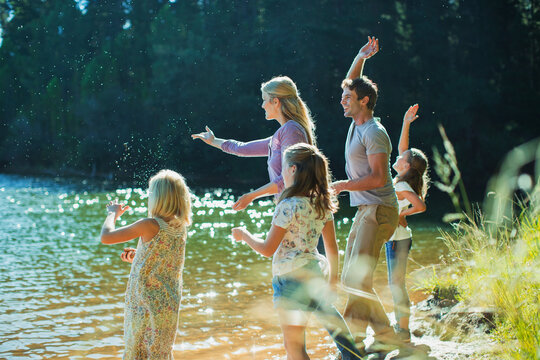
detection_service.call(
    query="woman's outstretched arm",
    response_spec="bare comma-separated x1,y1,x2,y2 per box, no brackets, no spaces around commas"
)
192,126,269,157
191,126,226,149
232,181,278,211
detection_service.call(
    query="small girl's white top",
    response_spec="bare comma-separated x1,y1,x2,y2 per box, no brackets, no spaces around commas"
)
389,180,414,241
271,196,333,276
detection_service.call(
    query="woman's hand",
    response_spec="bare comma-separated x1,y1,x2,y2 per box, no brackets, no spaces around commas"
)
403,104,419,125
358,36,379,59
106,200,129,221
120,248,136,263
232,192,255,211
191,126,216,146
231,227,248,242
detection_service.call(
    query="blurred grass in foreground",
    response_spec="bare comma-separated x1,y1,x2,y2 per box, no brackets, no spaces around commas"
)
423,128,539,359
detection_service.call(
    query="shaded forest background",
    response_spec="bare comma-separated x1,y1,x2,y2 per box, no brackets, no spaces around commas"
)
0,0,538,204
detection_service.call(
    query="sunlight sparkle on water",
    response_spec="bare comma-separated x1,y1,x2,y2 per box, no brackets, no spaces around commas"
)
197,291,218,298
0,176,448,359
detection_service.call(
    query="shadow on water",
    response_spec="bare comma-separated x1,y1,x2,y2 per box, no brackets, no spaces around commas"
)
0,174,448,359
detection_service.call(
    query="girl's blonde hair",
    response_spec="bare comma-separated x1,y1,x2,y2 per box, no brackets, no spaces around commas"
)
279,143,338,218
261,76,316,146
148,169,192,225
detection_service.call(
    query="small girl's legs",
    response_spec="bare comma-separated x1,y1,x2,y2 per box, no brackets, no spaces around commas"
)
278,311,310,360
314,302,366,360
385,239,412,336
273,263,365,359
303,268,365,359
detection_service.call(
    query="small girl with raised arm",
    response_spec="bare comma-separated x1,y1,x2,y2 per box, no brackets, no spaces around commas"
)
232,143,365,360
386,104,429,342
100,169,192,360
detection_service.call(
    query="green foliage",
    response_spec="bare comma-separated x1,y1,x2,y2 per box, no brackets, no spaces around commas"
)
421,265,462,302
432,125,472,221
426,137,540,359
0,0,539,195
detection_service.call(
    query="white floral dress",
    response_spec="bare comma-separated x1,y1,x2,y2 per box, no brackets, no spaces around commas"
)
123,217,187,360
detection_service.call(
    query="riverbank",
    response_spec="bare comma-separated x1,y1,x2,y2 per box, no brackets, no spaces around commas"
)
403,295,500,360
417,185,539,360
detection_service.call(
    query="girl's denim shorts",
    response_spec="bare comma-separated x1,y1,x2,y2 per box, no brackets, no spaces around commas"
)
272,261,329,311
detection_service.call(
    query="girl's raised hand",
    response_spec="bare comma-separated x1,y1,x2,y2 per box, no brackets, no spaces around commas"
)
191,126,216,145
231,227,247,242
404,104,419,125
358,36,379,59
120,247,136,263
106,200,129,220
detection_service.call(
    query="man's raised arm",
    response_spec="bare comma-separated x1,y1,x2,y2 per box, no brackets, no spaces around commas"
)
345,36,379,80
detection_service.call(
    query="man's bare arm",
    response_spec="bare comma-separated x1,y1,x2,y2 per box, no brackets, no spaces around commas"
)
345,36,379,80
332,152,388,193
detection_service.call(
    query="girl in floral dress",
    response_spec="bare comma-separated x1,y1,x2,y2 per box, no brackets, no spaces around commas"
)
100,169,192,359
232,144,365,360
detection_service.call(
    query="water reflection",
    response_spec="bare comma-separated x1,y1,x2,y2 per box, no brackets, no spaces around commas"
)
0,174,446,359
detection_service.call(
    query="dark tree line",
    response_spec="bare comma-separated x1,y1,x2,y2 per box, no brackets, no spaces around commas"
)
0,0,538,199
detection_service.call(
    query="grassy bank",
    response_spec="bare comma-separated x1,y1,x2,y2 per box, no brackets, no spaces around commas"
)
422,131,539,359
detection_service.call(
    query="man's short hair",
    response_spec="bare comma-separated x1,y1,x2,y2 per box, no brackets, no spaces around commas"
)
341,76,378,110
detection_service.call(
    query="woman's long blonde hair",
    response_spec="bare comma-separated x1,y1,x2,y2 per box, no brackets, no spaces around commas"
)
148,169,192,225
261,76,316,146
278,143,337,218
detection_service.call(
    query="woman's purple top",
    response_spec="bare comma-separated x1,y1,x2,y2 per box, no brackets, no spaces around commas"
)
220,120,308,194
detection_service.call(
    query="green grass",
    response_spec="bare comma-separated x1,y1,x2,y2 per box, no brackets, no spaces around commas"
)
423,130,540,359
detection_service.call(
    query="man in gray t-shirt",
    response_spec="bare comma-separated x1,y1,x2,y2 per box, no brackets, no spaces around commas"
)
345,116,397,207
332,37,399,355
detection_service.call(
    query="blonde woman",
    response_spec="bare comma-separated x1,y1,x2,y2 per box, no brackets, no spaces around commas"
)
100,169,192,359
191,76,315,211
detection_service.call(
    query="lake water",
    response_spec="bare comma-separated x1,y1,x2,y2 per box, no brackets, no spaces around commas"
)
0,174,447,359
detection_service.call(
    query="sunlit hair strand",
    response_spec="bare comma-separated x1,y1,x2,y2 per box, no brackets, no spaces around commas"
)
261,76,316,146
396,148,430,200
148,169,192,225
279,143,338,218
